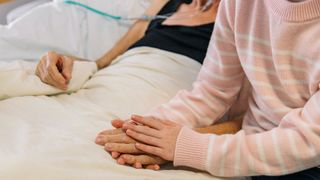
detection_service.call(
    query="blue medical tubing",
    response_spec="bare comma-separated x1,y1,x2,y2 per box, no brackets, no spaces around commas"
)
63,0,156,21
63,0,214,21
64,0,123,20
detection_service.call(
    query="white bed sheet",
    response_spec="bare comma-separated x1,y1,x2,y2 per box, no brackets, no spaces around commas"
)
0,47,244,180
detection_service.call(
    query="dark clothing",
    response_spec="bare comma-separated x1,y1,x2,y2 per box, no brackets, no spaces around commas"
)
130,0,214,64
252,167,320,180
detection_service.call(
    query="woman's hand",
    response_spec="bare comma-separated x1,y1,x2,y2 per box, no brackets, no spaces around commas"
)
123,115,182,161
35,51,74,90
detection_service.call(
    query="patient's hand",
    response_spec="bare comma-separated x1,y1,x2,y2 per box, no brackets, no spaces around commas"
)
96,119,167,169
35,51,74,90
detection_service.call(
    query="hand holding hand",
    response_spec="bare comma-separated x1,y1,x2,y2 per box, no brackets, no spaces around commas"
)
95,119,167,169
96,119,142,156
35,51,74,90
123,115,182,161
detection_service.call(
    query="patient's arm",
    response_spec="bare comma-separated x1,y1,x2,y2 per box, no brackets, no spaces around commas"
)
35,0,168,89
194,118,243,135
95,0,168,69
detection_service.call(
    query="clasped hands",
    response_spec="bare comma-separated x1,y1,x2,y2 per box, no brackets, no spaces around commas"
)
95,115,182,170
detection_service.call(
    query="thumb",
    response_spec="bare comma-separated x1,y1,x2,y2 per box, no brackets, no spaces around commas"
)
61,56,74,83
112,119,125,128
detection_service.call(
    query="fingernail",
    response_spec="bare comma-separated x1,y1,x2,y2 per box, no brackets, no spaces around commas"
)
135,163,142,169
126,129,133,134
95,138,101,143
105,144,111,149
131,115,140,119
117,158,125,165
111,152,118,158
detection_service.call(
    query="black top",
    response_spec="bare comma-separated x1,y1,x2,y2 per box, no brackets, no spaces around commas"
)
129,0,214,64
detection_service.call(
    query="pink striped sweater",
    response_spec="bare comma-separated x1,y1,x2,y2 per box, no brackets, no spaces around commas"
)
149,0,320,177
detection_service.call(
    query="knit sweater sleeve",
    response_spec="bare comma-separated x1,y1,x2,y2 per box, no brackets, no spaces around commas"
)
174,90,320,177
148,0,245,128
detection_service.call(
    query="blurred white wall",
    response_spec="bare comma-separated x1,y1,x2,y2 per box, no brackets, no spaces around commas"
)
0,0,38,24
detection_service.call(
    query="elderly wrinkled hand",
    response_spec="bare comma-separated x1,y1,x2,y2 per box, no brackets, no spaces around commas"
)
95,119,167,169
35,51,74,90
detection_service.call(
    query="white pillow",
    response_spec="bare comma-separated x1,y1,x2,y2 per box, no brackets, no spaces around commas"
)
7,0,52,24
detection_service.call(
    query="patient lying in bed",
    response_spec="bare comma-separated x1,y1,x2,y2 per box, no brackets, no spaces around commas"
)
35,0,216,90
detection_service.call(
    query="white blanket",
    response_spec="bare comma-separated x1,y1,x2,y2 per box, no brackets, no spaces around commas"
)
0,47,242,180
0,61,97,100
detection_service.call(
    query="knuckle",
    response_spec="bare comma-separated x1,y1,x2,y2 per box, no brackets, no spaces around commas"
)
155,149,162,156
40,54,47,61
47,50,56,55
122,136,132,143
146,136,153,143
43,75,49,82
134,132,141,139
48,64,55,71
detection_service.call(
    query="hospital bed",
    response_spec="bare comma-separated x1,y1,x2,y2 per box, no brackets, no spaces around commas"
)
0,0,246,179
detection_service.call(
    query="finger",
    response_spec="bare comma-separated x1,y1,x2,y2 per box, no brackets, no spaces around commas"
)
38,53,60,86
131,115,163,130
98,128,124,136
35,59,44,77
133,162,142,169
96,131,124,145
126,129,161,147
61,56,74,83
122,120,136,131
36,61,45,80
117,157,125,165
118,154,161,170
123,123,160,138
121,154,166,165
135,143,163,159
104,143,143,154
111,151,121,159
111,119,125,128
146,164,160,170
47,62,67,90
40,59,51,81
96,133,136,145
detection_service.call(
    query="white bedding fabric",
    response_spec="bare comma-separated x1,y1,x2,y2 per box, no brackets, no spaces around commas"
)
0,61,97,100
0,1,246,179
0,47,242,180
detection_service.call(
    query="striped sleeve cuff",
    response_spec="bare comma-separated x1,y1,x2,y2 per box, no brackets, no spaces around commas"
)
173,126,211,170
